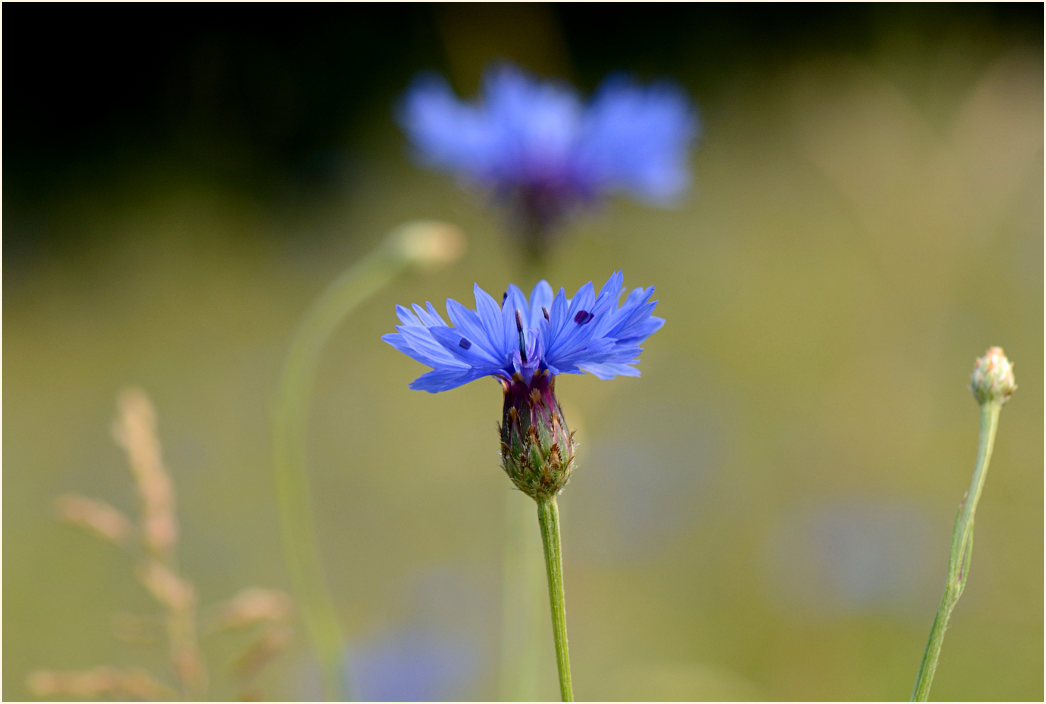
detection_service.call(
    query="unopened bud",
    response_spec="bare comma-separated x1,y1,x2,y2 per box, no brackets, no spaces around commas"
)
499,371,577,500
970,346,1017,405
388,221,466,271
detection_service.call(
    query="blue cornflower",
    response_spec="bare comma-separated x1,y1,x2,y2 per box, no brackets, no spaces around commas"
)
398,63,698,243
383,272,664,499
382,271,663,393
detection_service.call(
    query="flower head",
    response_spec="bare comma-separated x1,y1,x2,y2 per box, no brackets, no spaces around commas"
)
382,271,664,393
970,346,1017,405
398,63,698,241
383,271,663,500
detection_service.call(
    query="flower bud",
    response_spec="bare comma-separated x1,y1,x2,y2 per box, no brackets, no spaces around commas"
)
387,220,466,271
970,346,1017,405
499,371,577,500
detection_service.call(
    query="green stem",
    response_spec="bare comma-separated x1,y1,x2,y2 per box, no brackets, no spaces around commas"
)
910,401,1002,701
273,233,428,700
537,497,574,701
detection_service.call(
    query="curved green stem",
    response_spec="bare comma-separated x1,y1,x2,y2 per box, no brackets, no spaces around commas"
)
272,224,461,700
911,401,1002,701
537,497,574,701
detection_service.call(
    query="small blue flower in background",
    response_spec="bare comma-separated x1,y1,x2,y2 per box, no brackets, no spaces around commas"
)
398,63,698,245
346,627,481,701
340,567,491,701
382,271,663,393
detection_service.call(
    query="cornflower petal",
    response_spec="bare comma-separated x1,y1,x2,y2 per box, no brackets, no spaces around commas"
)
445,297,502,362
544,287,571,342
393,324,464,368
411,302,447,328
501,284,531,353
410,367,490,393
399,73,498,178
395,304,420,326
579,361,643,379
605,287,665,343
429,325,502,368
381,331,420,359
473,284,508,356
544,281,599,364
527,280,555,329
579,77,698,202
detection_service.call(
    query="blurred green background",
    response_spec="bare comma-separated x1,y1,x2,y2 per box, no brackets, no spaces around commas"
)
4,4,1042,701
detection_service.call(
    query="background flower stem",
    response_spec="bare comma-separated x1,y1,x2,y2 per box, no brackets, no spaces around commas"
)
910,400,1003,701
537,496,574,702
273,223,461,700
498,493,545,700
498,253,549,701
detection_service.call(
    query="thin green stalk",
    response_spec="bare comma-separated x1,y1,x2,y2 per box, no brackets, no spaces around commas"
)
272,223,462,701
910,401,1002,701
536,497,574,702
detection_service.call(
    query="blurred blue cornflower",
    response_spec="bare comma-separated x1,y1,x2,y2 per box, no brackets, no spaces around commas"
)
383,272,663,499
346,627,481,701
398,64,698,250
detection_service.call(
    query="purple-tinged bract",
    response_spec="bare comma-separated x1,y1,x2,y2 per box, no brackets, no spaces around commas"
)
382,271,664,393
398,64,698,237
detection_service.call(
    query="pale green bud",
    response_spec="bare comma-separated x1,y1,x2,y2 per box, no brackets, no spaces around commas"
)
970,346,1017,405
387,220,466,271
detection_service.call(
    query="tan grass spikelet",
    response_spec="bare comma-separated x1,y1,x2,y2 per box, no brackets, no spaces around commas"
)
54,494,134,545
30,388,295,700
26,666,175,699
111,388,178,556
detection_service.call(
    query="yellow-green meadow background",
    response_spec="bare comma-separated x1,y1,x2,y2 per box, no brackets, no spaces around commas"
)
4,5,1042,701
